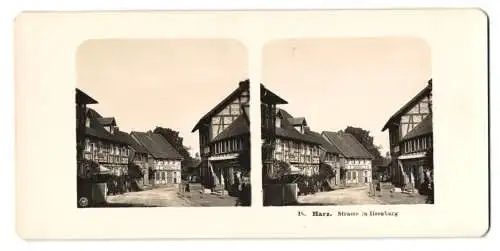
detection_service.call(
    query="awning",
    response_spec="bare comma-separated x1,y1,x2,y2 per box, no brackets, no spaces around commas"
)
398,152,427,160
289,164,301,174
99,165,111,174
208,153,239,161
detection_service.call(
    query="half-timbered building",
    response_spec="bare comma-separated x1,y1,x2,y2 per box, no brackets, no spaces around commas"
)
131,131,183,186
261,84,288,179
76,88,98,178
272,109,321,176
306,130,342,187
260,84,321,178
382,79,433,192
322,131,374,185
115,130,151,186
192,80,250,195
82,109,130,177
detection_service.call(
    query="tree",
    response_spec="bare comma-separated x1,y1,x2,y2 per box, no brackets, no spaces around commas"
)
153,127,190,159
344,126,382,159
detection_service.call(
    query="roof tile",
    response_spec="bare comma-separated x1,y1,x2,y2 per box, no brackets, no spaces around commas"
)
322,131,374,159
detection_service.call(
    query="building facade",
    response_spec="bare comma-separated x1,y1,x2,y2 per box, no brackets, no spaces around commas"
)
76,88,98,178
131,131,183,186
322,131,374,185
261,84,321,179
115,130,151,186
382,79,433,192
306,130,342,187
272,109,321,176
82,108,130,178
192,80,251,195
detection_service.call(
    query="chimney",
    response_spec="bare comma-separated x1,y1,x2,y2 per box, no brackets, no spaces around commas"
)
239,79,250,88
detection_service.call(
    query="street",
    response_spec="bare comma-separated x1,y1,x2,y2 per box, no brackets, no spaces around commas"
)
297,183,429,205
104,183,239,207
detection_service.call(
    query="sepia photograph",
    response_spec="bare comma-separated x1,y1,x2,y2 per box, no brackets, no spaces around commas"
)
261,37,434,206
75,39,250,208
15,10,488,239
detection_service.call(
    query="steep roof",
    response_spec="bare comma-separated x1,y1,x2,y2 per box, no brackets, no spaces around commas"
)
192,79,249,132
85,108,128,145
322,131,374,159
288,117,307,126
403,114,433,140
306,130,341,154
114,130,149,153
382,79,432,131
268,108,320,145
261,84,288,104
97,117,116,127
277,108,298,131
211,114,249,143
76,88,98,105
131,131,183,160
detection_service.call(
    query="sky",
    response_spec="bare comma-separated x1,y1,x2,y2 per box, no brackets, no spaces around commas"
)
262,37,432,156
77,39,248,157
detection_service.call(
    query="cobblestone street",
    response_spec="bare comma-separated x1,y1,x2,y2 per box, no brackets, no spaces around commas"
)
105,183,239,207
297,183,429,205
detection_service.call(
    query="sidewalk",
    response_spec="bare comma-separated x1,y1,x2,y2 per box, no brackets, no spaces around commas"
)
370,182,429,205
176,183,238,207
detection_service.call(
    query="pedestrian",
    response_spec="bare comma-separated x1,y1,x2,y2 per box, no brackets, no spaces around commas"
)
369,179,375,197
376,174,382,193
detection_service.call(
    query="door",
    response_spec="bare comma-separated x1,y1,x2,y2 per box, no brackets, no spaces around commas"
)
161,171,166,185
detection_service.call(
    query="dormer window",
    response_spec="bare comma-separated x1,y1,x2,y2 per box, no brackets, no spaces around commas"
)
276,117,281,128
85,117,90,127
294,125,304,134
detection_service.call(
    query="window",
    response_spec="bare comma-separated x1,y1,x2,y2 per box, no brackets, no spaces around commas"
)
85,139,91,151
230,104,240,115
161,172,166,180
347,171,351,180
235,139,239,150
353,171,357,180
